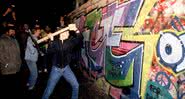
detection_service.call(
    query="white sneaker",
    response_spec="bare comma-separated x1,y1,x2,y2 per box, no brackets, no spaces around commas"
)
28,86,34,90
39,70,42,73
26,83,29,87
26,83,34,90
44,68,48,73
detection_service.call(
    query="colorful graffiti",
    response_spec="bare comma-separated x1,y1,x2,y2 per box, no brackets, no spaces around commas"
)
156,31,185,73
69,0,185,98
100,0,143,46
145,81,173,99
141,0,185,33
106,41,143,98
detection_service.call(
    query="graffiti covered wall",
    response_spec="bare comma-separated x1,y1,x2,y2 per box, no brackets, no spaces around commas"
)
68,0,185,98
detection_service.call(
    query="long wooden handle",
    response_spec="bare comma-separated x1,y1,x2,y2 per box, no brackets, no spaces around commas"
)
37,24,77,44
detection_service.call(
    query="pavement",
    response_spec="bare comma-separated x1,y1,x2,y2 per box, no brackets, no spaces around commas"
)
18,65,111,99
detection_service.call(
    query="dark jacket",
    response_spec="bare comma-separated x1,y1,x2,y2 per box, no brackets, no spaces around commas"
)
47,33,83,68
0,34,22,75
69,31,84,67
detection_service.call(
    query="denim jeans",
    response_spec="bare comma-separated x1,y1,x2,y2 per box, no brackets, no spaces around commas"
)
42,65,79,99
25,60,38,90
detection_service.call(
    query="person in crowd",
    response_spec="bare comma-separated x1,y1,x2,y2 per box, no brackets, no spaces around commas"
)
17,23,30,60
59,16,65,28
37,25,52,73
0,21,7,36
2,3,16,23
0,25,22,98
24,27,41,90
56,15,68,30
42,19,83,99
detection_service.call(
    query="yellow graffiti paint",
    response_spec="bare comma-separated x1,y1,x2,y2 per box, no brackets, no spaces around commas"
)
113,0,158,97
121,28,185,98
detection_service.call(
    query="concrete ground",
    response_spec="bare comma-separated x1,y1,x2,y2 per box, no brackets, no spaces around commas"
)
19,65,111,99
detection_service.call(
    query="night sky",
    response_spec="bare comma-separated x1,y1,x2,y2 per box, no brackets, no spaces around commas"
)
16,0,75,27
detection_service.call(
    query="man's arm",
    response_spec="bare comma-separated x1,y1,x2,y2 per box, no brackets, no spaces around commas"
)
47,41,57,54
69,31,84,48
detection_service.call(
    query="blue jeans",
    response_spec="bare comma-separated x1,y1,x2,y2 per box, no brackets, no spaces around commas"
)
25,60,38,90
42,65,79,99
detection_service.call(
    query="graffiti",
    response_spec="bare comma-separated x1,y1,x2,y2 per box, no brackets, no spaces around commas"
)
78,0,144,98
70,0,185,98
118,0,131,4
74,16,86,32
178,80,185,99
155,72,171,89
85,9,102,30
100,0,144,46
108,60,123,78
82,41,104,78
177,73,185,99
170,16,185,32
141,0,185,33
147,51,185,99
123,0,143,26
81,9,105,78
101,2,117,46
79,0,144,78
106,41,144,98
109,86,122,99
156,31,185,73
148,64,185,99
145,81,173,99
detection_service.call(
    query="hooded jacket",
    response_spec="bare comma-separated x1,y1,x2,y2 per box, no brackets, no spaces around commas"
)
25,36,39,62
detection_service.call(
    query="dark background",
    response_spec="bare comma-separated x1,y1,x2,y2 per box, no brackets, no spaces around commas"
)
16,0,76,27
0,0,76,28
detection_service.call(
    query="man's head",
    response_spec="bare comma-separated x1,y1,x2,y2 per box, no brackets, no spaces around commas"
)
33,27,41,37
5,26,16,36
60,16,64,27
44,25,51,33
23,23,29,31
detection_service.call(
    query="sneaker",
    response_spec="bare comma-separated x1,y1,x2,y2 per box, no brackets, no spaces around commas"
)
44,68,48,73
26,83,30,87
26,83,34,90
28,86,34,90
39,70,42,73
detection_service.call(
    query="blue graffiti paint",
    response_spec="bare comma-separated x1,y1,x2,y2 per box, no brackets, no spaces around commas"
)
170,16,185,32
124,0,144,26
106,42,144,98
165,44,172,55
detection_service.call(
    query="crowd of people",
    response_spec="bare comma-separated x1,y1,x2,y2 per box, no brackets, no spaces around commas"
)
0,2,84,99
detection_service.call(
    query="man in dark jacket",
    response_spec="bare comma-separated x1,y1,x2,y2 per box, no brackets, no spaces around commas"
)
0,26,22,98
42,29,83,99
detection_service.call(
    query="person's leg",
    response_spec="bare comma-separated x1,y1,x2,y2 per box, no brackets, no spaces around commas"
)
37,55,43,73
43,53,48,72
26,60,38,90
42,66,63,99
14,72,22,98
0,74,19,99
63,65,79,99
0,75,11,98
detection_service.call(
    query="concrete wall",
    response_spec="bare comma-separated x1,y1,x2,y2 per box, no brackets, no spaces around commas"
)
68,0,185,98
